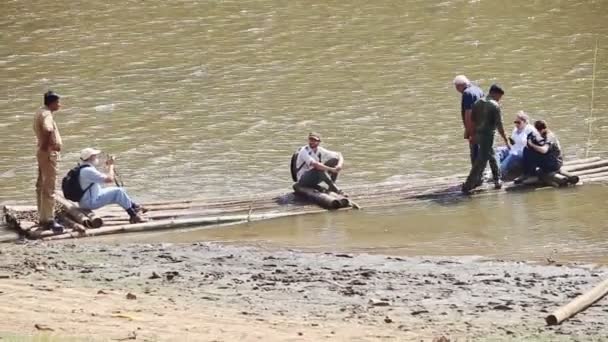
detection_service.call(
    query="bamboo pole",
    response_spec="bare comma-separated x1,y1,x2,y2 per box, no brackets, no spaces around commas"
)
54,194,93,228
580,174,608,183
546,278,608,325
563,160,608,173
2,205,38,212
61,216,87,233
42,209,339,241
580,171,608,179
34,228,77,239
571,166,608,177
0,232,18,243
584,38,599,158
293,185,343,209
82,210,104,229
563,157,601,166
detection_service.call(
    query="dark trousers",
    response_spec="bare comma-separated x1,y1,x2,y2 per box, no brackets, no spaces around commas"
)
469,142,479,165
297,158,340,192
463,134,500,190
522,147,561,176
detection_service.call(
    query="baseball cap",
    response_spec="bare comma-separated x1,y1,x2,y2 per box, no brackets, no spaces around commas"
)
80,148,101,161
308,132,321,141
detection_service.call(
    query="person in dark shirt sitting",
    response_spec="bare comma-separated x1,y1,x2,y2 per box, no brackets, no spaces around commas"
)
515,120,563,184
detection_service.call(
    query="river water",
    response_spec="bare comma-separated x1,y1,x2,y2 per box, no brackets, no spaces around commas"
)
2,0,607,262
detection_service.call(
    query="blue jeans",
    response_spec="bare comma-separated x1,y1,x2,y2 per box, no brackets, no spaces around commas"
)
80,187,134,210
496,147,523,180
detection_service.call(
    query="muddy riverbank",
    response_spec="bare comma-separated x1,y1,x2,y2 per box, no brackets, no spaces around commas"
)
0,242,607,341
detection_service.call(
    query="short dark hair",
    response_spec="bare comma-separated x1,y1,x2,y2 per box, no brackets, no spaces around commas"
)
534,120,547,131
44,91,60,106
489,84,504,95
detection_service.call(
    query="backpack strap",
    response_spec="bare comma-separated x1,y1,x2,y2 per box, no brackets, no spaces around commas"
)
295,147,307,173
78,164,95,198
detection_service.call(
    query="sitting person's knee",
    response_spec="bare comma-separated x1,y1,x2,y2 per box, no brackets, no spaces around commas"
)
324,158,339,167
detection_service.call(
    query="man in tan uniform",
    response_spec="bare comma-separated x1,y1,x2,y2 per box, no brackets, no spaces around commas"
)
33,91,64,232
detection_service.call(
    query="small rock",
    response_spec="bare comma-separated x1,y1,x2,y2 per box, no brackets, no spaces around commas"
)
384,316,393,324
411,309,429,316
35,265,45,272
433,336,450,342
493,304,512,311
149,272,161,279
335,254,353,258
297,332,303,336
126,292,137,300
369,299,391,307
34,323,54,331
349,279,366,286
97,290,108,295
165,271,179,281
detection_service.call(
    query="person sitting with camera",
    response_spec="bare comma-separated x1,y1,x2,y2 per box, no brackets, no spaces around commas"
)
78,148,147,223
515,120,563,184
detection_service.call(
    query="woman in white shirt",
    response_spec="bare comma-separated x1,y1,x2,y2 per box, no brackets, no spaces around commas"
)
495,111,537,180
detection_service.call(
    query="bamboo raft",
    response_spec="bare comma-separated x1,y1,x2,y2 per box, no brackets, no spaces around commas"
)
2,157,608,242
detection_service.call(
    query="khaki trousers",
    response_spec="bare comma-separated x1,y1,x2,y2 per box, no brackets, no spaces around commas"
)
36,150,58,223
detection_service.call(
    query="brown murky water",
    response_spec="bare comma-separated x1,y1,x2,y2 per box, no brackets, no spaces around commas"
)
1,0,607,262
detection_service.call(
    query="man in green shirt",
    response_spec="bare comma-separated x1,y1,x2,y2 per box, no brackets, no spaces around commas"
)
462,84,511,194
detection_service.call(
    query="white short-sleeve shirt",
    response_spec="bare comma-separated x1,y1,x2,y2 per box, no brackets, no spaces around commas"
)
295,145,339,180
510,124,537,156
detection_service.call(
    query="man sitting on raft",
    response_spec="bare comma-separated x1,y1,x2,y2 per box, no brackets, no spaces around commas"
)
293,132,346,195
78,148,147,223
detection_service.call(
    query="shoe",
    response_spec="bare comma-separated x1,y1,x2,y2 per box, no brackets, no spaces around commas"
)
44,220,65,234
494,180,503,190
568,175,580,185
461,183,472,195
129,214,148,224
133,204,149,214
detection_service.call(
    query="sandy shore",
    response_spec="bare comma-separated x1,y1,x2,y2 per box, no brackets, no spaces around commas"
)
0,242,607,341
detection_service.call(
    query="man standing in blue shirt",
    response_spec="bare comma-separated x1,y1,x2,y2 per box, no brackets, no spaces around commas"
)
454,75,485,165
78,148,147,224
